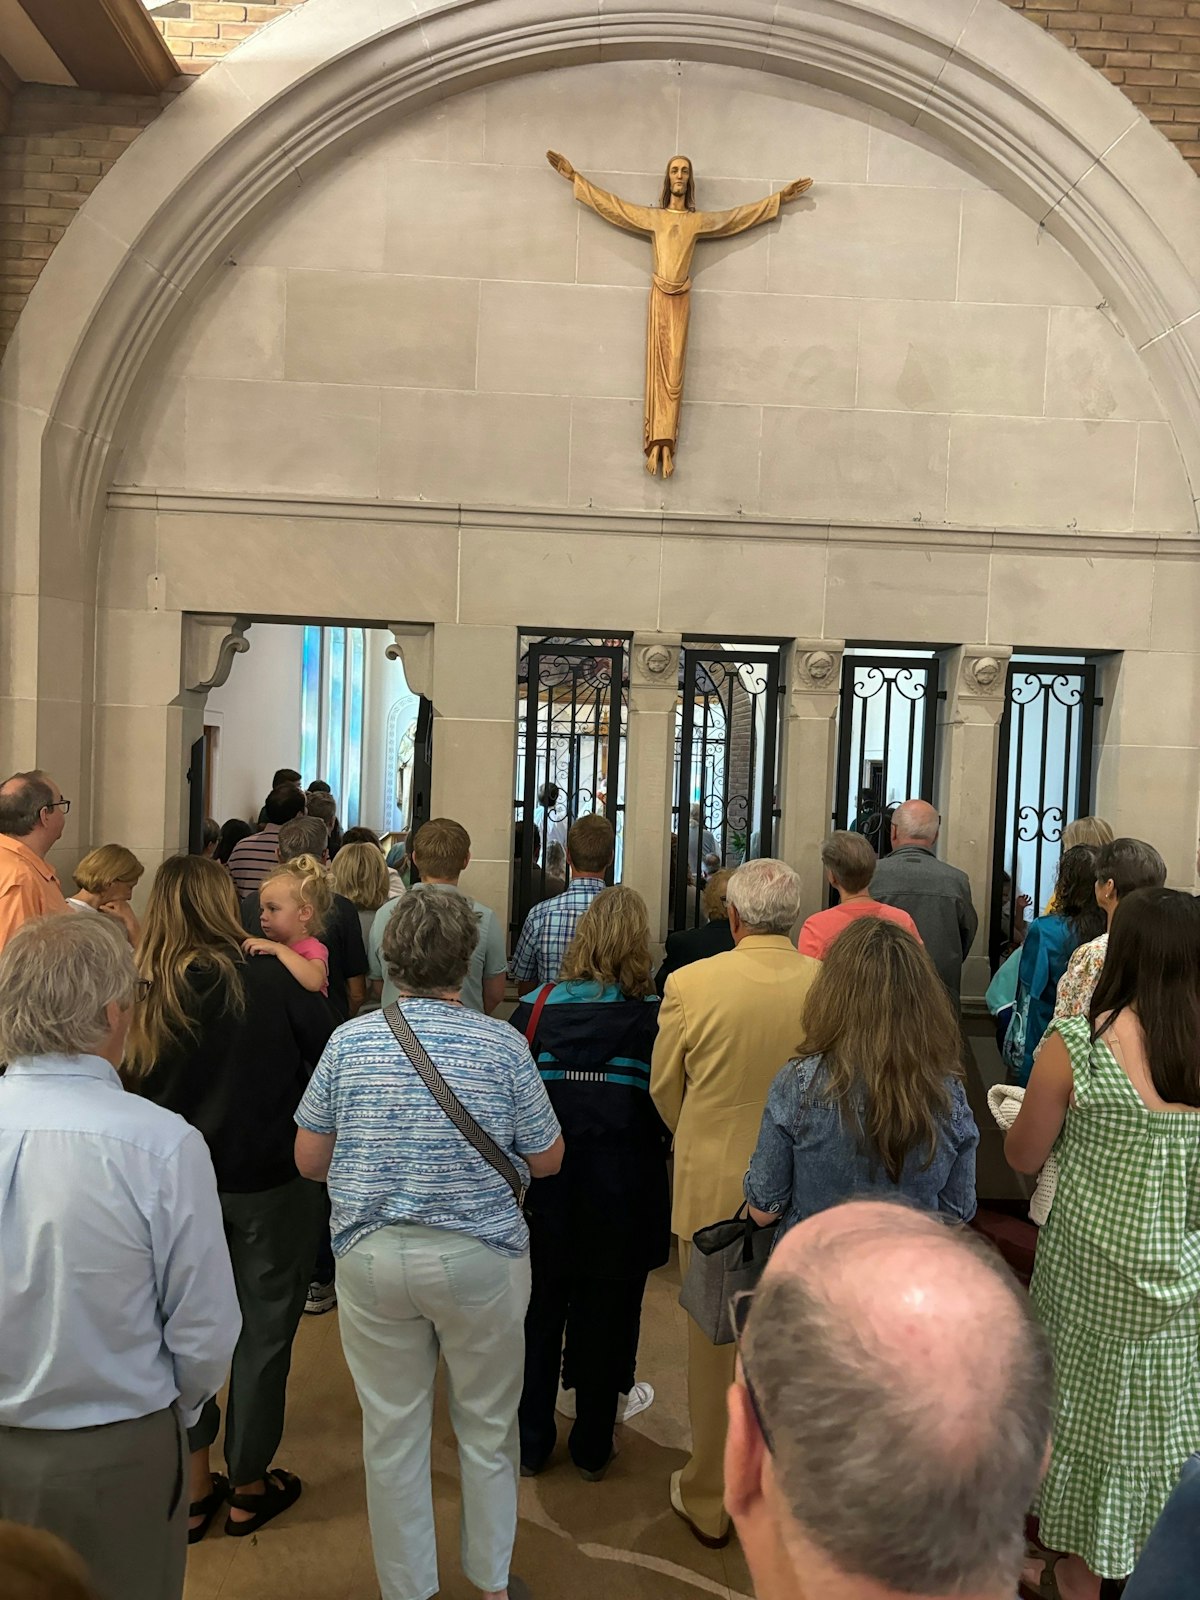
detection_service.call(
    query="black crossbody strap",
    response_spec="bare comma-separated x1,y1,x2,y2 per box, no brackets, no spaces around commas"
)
383,1003,526,1209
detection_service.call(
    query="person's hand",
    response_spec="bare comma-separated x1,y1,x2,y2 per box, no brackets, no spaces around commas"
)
779,177,814,203
546,150,575,181
99,898,137,932
1017,893,1033,914
242,936,277,958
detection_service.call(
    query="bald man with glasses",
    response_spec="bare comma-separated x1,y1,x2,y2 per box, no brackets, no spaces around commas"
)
0,770,70,951
725,1201,1053,1600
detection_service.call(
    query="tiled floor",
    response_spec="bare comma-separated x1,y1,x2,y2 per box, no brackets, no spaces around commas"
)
184,1251,755,1600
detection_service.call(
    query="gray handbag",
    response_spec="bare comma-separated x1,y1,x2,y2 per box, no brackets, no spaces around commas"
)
678,1203,778,1345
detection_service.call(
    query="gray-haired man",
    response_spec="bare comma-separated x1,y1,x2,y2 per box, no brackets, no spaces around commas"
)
726,1200,1052,1600
0,914,239,1600
651,859,819,1547
870,798,978,1007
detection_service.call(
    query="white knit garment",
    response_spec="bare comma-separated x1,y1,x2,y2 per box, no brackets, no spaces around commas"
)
986,1082,1058,1227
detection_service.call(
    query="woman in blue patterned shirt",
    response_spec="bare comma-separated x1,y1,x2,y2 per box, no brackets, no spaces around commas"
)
295,891,563,1600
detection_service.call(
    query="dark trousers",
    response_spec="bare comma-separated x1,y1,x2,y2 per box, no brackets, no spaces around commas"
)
519,1224,649,1474
189,1176,322,1484
0,1408,185,1600
313,1183,335,1285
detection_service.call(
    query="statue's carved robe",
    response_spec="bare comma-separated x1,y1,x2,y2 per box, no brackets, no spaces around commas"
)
573,173,782,458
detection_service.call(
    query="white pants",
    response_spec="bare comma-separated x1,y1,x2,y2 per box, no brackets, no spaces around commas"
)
337,1223,531,1600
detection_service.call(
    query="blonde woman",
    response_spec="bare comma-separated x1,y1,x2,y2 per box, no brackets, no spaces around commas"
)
510,885,671,1481
656,867,735,993
129,856,335,1544
745,917,978,1241
66,843,144,945
330,839,392,948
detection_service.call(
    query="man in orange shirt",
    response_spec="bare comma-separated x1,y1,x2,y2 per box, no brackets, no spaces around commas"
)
797,830,921,959
0,771,70,951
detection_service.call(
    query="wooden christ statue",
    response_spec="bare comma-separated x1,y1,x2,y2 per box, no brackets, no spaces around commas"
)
547,152,813,478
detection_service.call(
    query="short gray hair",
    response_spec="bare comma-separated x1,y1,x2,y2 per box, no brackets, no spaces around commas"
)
382,888,480,995
726,858,804,935
892,798,940,844
748,1208,1052,1594
0,771,55,838
279,815,327,862
0,914,138,1059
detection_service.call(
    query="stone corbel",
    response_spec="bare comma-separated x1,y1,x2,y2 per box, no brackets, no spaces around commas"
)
386,623,434,702
944,644,1014,723
787,639,845,717
181,614,251,694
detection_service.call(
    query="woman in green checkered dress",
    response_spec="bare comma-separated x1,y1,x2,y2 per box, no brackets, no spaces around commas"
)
1005,888,1200,1599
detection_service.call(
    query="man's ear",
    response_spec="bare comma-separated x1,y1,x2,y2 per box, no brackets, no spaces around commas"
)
724,1378,766,1520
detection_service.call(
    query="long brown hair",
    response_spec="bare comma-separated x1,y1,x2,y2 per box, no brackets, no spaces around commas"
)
801,918,961,1181
1090,887,1200,1106
124,855,246,1079
559,885,655,998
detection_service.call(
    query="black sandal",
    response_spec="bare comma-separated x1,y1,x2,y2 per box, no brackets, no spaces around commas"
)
223,1467,302,1537
188,1472,229,1545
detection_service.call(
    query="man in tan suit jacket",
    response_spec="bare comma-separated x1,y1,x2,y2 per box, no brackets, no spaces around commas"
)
651,858,818,1547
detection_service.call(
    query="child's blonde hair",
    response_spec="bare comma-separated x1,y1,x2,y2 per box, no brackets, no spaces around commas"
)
261,854,333,937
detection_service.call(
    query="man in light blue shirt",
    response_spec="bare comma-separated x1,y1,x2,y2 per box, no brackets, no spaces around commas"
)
368,817,507,1014
0,914,239,1600
510,813,615,995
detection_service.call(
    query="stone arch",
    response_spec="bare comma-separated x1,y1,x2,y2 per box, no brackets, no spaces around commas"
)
3,0,1199,801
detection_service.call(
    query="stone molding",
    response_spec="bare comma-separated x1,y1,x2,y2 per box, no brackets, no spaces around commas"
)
4,0,1200,618
181,612,250,693
103,486,1200,559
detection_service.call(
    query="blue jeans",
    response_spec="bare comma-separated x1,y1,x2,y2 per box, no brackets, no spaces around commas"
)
337,1224,531,1600
1122,1453,1200,1599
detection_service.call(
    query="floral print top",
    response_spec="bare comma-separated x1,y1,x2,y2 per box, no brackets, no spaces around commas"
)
1053,932,1108,1022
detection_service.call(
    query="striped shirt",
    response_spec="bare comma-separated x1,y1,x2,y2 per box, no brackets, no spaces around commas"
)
226,824,283,898
509,875,606,986
295,1001,560,1258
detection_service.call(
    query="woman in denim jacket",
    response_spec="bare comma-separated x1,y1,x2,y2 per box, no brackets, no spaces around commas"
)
745,918,978,1239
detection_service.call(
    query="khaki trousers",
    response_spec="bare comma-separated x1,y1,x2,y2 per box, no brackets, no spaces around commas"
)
677,1239,736,1540
0,1407,186,1600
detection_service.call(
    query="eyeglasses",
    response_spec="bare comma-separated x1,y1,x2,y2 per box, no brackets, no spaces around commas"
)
730,1288,774,1455
43,799,71,816
134,978,152,1002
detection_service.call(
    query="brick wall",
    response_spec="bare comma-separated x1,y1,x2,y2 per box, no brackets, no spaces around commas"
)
149,0,306,76
0,88,164,352
1000,0,1200,166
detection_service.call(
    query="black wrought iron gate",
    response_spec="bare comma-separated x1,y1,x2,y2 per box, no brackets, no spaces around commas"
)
832,654,941,851
512,636,627,941
671,643,783,931
989,659,1100,967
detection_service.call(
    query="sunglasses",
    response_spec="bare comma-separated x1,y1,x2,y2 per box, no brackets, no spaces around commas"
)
730,1288,774,1455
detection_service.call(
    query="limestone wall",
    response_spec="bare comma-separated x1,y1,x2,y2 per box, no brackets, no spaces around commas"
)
118,61,1193,534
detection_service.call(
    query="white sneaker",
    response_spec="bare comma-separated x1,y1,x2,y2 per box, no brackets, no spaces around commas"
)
621,1381,655,1421
304,1279,336,1316
555,1382,655,1422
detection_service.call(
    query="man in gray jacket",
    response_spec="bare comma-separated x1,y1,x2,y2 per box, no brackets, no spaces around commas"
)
869,799,977,1007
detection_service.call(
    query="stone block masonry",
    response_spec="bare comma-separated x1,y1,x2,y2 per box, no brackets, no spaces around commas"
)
1000,0,1200,166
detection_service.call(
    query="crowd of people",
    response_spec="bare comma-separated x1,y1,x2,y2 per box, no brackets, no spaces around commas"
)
0,766,1198,1600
